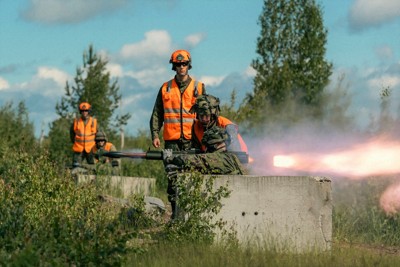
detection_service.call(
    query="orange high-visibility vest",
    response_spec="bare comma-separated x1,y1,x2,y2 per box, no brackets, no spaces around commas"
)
161,79,204,141
91,142,114,163
193,116,248,152
72,117,97,153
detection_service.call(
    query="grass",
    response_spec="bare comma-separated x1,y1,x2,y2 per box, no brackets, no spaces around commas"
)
125,176,400,266
127,241,400,267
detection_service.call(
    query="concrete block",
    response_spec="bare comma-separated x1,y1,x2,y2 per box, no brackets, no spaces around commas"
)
212,175,332,253
76,175,156,198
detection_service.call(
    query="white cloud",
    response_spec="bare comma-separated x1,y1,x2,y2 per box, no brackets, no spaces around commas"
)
184,33,207,48
349,0,400,31
21,0,129,24
198,75,226,87
368,74,400,90
125,67,168,87
244,66,256,78
374,45,394,61
0,77,10,90
37,67,69,86
119,30,172,64
107,63,124,78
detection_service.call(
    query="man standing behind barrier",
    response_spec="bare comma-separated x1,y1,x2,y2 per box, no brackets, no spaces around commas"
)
88,131,120,175
190,94,248,153
150,49,206,218
70,102,98,166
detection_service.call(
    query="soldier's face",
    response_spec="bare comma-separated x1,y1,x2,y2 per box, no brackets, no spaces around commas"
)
96,140,105,148
174,62,189,76
80,110,89,119
199,114,211,127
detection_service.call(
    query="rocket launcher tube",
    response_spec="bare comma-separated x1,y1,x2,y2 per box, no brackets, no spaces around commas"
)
103,149,249,164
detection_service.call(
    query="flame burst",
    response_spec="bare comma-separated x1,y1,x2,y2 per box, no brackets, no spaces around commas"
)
272,137,400,178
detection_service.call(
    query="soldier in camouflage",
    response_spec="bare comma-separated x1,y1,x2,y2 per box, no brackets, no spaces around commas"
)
164,125,247,175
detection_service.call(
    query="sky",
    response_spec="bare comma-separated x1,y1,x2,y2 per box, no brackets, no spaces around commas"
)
0,0,399,138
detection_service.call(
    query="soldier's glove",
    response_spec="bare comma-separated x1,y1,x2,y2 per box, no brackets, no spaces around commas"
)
162,149,174,163
165,164,180,181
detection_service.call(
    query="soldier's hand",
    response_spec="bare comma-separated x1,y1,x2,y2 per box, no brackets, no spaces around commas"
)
165,164,180,180
153,138,161,148
162,149,173,163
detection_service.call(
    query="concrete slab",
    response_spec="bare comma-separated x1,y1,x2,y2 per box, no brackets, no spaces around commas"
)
212,175,332,253
76,175,156,198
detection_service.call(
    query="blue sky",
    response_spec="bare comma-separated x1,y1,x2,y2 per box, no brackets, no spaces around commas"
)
0,0,399,138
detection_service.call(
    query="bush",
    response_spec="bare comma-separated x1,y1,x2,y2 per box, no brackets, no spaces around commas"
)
162,172,233,244
0,150,139,266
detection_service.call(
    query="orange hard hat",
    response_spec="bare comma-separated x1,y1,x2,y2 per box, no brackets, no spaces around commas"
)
169,49,192,70
169,49,191,64
79,102,91,111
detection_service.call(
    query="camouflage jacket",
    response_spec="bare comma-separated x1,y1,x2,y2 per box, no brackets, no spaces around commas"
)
169,151,246,175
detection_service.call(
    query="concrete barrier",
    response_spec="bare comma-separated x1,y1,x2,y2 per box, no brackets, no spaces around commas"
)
212,175,332,253
76,175,156,198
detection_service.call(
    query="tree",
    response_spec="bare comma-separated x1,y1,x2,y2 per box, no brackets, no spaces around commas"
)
239,0,332,133
0,101,36,155
48,45,131,164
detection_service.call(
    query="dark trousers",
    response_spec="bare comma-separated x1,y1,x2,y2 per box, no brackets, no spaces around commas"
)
165,139,191,218
72,151,91,166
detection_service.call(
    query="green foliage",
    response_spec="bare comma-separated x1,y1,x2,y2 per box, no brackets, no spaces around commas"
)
163,172,232,244
48,44,131,165
239,0,332,133
0,150,140,266
46,117,72,166
0,101,36,152
333,177,400,246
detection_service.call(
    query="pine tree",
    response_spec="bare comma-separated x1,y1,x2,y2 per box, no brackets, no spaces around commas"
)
48,45,131,164
239,0,332,132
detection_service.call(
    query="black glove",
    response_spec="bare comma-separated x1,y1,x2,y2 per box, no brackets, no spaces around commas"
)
165,164,180,180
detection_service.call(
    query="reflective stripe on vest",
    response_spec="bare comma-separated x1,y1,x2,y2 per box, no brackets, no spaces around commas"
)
72,117,97,153
162,79,203,140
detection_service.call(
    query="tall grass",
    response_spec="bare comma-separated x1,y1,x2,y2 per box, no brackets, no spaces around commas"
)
333,177,400,246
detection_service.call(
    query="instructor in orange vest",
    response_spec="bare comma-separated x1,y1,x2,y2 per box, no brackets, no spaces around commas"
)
150,49,206,218
70,102,98,166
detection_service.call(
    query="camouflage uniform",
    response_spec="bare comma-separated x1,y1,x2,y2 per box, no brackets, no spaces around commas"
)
167,151,246,175
165,125,247,175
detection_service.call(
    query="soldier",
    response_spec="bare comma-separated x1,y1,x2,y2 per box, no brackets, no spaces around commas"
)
150,49,206,218
88,131,117,163
189,94,248,153
164,125,247,176
70,102,98,166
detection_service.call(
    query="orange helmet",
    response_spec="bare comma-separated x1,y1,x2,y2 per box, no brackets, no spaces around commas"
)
79,102,91,111
169,49,192,70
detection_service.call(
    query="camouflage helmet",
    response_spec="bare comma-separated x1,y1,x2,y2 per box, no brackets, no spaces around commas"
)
95,131,107,142
202,126,228,148
190,94,220,116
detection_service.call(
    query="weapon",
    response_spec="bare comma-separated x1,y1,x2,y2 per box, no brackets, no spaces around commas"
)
103,149,249,164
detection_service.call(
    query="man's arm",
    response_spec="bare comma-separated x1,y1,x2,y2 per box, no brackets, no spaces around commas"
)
149,87,164,142
70,122,76,143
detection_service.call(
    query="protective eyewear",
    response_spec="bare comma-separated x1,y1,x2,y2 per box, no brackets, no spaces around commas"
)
174,62,189,67
80,109,89,112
